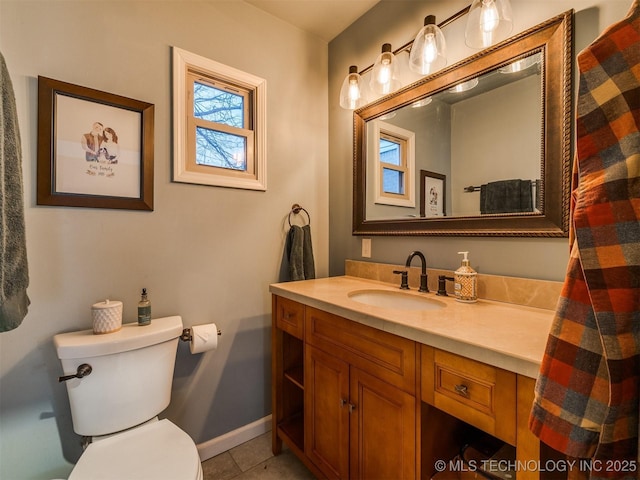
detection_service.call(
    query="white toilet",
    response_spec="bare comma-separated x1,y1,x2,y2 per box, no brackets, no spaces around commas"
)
54,316,203,480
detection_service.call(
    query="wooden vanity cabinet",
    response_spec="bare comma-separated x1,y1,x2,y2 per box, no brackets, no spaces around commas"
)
272,295,556,480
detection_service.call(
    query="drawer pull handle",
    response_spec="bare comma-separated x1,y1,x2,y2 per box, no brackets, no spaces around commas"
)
454,384,469,396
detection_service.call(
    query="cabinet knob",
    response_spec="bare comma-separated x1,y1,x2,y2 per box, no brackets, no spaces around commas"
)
349,403,357,413
454,384,469,396
340,398,347,408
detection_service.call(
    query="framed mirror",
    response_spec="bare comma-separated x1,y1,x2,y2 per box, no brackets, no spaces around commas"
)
353,11,573,237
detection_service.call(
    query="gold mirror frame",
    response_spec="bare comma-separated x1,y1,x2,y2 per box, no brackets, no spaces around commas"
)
353,11,573,237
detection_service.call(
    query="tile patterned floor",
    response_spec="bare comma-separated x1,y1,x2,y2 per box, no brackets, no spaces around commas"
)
201,432,315,480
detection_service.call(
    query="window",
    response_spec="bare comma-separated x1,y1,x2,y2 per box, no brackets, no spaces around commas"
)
373,121,415,207
173,47,267,190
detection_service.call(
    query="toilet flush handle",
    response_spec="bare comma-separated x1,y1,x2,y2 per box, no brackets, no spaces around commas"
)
58,363,92,382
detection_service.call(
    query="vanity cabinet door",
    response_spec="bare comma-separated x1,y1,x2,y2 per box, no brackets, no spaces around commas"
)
305,345,350,480
350,367,416,480
305,344,417,480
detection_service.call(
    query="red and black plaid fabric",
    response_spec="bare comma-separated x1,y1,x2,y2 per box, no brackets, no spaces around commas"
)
530,1,640,478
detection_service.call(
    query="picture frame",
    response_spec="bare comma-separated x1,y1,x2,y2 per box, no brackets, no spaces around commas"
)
420,170,446,217
37,76,154,211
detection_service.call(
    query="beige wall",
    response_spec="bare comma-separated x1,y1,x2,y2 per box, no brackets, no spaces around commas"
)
328,0,630,281
0,1,328,478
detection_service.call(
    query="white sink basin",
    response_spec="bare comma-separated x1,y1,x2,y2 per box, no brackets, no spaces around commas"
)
348,289,446,311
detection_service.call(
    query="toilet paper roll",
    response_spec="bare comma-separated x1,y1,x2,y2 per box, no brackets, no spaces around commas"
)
189,323,219,354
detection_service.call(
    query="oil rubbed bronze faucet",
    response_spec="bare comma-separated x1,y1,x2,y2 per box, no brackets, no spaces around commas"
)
405,251,428,292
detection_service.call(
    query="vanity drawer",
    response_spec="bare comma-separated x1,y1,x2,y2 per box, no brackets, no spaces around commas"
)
274,296,305,339
305,306,416,394
421,345,516,445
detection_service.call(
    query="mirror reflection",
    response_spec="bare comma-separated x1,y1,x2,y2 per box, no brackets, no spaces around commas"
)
353,11,573,237
366,51,542,221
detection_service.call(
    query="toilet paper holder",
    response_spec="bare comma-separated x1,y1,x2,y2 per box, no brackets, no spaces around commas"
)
180,327,222,342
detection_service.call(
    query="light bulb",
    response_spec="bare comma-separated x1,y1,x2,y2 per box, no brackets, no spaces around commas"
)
423,33,438,64
371,44,400,95
409,16,446,76
348,78,360,103
480,0,500,33
378,56,392,87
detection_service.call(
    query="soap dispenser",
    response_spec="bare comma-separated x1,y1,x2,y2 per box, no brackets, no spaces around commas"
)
454,252,477,303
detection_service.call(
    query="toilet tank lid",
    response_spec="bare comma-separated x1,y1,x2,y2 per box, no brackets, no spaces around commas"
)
55,316,183,359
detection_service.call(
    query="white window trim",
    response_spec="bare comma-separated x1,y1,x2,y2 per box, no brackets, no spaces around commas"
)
372,120,415,207
172,46,267,191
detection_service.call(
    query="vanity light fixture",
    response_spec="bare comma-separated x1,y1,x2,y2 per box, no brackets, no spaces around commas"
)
370,43,401,95
339,65,367,110
448,78,479,93
465,0,513,49
338,2,516,110
409,15,447,75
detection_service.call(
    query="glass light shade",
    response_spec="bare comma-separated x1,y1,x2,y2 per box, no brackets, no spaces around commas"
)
448,78,479,93
409,15,447,75
370,44,401,95
465,0,513,49
411,97,432,108
499,54,540,74
339,66,367,110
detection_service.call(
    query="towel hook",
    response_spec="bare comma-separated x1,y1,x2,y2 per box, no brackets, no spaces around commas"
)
288,203,310,226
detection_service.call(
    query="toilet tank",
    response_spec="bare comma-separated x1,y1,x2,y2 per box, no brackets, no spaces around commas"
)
54,316,183,437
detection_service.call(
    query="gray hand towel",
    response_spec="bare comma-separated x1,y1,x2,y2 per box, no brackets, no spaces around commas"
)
302,224,315,280
0,51,30,332
286,225,305,281
285,224,316,281
480,179,533,214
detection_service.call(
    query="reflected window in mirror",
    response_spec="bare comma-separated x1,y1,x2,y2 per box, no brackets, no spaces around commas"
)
371,120,416,213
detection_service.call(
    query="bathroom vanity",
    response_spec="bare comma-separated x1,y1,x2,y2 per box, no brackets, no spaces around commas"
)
270,271,562,480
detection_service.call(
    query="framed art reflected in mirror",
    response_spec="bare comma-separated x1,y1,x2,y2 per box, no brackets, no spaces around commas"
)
420,170,446,218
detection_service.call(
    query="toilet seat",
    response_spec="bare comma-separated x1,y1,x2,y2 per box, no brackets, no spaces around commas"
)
69,419,202,480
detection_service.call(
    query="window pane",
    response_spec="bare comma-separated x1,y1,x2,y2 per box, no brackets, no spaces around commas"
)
196,127,246,171
380,138,400,165
194,82,244,128
383,168,404,194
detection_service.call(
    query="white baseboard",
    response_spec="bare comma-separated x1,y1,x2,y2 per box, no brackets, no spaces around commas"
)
196,415,272,461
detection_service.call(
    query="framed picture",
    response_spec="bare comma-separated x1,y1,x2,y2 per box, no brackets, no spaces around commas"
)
420,170,446,217
37,76,154,210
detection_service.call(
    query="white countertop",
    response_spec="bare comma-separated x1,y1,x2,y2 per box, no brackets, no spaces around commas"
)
270,276,555,379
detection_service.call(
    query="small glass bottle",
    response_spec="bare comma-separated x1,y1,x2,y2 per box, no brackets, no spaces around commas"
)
138,288,151,326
